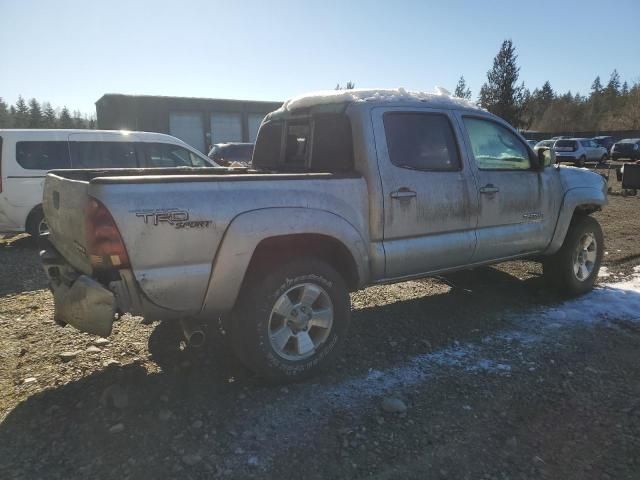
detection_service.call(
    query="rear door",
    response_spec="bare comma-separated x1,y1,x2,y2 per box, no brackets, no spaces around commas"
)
456,114,558,261
373,107,479,278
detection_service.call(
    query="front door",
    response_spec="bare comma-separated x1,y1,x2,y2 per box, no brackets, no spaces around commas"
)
456,114,557,262
373,107,479,278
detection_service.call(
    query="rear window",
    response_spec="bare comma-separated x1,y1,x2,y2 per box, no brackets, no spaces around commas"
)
16,141,71,170
252,114,354,172
555,140,576,148
69,142,138,168
252,121,283,168
384,113,460,171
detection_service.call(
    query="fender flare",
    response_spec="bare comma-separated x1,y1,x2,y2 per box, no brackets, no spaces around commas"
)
200,207,370,315
544,187,606,254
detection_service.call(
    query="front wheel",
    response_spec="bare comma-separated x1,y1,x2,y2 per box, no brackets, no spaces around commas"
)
543,215,604,296
229,257,351,382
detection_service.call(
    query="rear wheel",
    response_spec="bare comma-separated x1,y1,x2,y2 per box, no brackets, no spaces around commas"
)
600,154,608,163
576,155,586,167
543,215,604,296
229,257,350,382
26,206,48,238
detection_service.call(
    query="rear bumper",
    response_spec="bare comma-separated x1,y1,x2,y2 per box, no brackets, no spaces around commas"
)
41,245,116,337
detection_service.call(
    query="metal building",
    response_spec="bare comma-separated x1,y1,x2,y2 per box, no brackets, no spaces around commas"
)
95,94,282,153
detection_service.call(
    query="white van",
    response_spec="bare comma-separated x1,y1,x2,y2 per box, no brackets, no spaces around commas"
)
0,129,216,236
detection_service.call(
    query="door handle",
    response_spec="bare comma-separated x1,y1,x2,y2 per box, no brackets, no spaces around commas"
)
390,188,417,199
479,184,500,194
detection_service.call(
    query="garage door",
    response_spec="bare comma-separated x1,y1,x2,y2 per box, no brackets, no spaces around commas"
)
248,113,265,142
169,112,205,152
211,112,242,144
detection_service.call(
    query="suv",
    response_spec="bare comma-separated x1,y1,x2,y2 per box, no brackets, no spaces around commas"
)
593,136,615,153
0,129,215,236
554,138,608,167
611,138,640,161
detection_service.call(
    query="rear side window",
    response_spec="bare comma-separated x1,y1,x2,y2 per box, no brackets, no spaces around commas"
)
16,141,71,170
284,122,310,166
555,140,576,148
70,142,138,168
143,143,209,168
384,112,461,171
463,117,530,170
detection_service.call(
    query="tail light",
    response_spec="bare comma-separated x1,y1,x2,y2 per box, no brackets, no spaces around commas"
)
86,197,130,270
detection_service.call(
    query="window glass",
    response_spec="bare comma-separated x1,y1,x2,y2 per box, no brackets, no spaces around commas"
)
252,121,283,169
16,141,71,170
311,114,354,172
70,142,138,168
463,117,531,170
383,113,460,171
144,143,209,167
284,122,310,166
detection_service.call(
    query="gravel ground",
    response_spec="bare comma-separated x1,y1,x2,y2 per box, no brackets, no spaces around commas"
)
1,188,639,479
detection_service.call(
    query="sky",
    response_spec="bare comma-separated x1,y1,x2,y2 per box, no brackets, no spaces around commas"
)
1,0,639,116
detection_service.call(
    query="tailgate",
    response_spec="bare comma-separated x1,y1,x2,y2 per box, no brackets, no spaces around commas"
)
43,173,93,274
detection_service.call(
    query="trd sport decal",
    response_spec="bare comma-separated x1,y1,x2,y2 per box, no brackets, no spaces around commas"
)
134,209,212,229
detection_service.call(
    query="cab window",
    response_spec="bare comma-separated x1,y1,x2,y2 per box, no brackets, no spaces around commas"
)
463,117,530,170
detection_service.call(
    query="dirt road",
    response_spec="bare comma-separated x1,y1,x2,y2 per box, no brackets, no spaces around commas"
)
1,194,639,479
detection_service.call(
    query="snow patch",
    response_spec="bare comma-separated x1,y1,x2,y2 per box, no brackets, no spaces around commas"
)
280,87,482,112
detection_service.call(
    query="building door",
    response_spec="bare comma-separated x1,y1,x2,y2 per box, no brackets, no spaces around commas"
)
210,113,242,144
248,113,265,142
169,112,205,152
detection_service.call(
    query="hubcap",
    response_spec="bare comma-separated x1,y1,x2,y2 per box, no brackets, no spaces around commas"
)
38,218,49,235
268,282,334,361
573,233,597,281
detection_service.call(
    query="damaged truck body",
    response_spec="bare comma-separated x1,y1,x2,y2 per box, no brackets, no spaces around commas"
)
40,89,608,381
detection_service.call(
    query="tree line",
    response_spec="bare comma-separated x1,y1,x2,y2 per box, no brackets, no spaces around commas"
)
0,95,95,129
455,39,640,133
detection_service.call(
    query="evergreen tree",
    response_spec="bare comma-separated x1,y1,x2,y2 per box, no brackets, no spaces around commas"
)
43,102,57,128
59,107,73,128
590,76,603,96
335,81,355,90
454,76,472,99
622,81,629,96
28,98,43,128
605,69,621,97
478,39,527,127
14,96,30,127
538,81,555,102
0,97,10,127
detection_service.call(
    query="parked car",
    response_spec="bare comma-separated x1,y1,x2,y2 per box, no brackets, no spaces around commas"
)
0,129,216,236
592,136,615,153
534,139,556,151
611,138,640,161
208,142,254,167
40,89,607,382
554,138,608,167
526,139,538,148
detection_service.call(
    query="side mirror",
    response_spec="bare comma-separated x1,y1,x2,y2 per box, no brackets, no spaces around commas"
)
537,147,555,168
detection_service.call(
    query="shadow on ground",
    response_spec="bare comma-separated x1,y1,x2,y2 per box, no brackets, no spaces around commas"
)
0,235,48,296
0,266,566,478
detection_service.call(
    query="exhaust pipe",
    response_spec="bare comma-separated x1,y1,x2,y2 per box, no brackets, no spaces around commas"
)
180,318,206,348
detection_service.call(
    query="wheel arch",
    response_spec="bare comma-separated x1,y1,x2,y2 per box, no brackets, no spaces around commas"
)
25,203,44,235
543,187,606,255
200,207,370,316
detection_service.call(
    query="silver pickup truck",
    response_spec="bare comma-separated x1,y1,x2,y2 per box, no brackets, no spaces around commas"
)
41,89,607,382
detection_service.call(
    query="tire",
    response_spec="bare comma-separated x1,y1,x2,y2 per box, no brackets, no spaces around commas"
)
576,155,586,167
543,215,604,296
229,257,350,382
26,206,48,238
601,154,608,163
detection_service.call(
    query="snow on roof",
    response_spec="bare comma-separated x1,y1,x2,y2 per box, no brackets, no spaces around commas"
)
280,87,482,112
